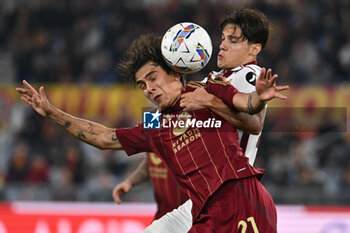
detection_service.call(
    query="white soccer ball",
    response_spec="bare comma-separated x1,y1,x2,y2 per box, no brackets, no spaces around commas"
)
161,22,213,74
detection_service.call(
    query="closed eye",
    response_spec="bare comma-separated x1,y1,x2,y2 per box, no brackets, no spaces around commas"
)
136,81,146,90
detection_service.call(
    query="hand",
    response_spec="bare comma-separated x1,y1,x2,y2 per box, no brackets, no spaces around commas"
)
180,87,214,111
255,68,289,101
208,72,229,83
16,80,53,117
112,180,132,204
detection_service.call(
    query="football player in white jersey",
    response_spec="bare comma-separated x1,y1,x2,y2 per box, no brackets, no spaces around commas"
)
205,62,266,165
143,8,272,233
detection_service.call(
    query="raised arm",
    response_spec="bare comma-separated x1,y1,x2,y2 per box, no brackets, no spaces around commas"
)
201,95,264,135
16,80,122,150
113,156,149,204
180,88,264,134
179,68,286,133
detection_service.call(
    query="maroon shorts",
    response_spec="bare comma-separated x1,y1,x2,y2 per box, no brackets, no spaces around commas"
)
188,176,277,233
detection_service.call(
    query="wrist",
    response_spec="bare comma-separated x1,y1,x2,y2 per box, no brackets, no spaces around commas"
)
125,178,134,187
46,105,59,118
248,92,265,114
203,94,217,109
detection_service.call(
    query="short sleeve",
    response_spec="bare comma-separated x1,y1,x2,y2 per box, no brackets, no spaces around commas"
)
115,123,152,156
205,79,239,109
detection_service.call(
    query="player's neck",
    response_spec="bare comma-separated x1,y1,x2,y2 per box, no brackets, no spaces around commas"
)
169,87,184,109
243,60,258,66
224,60,258,72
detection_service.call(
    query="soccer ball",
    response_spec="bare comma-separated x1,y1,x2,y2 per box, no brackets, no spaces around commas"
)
161,22,212,74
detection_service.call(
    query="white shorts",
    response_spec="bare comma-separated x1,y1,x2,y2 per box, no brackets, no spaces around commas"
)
143,199,193,233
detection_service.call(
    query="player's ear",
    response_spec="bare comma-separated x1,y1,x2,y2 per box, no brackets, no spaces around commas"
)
249,43,262,57
171,71,185,87
172,71,181,81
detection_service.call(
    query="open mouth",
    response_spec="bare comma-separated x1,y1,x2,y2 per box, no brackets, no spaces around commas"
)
154,94,161,102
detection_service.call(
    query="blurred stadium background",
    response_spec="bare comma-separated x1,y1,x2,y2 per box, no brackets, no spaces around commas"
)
0,0,349,232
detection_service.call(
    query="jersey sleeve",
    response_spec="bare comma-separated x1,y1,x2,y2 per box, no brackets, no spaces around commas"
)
229,66,261,93
205,79,239,109
115,123,152,156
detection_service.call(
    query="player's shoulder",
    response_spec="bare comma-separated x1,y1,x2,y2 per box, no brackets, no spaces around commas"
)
229,64,261,81
227,64,261,93
186,78,230,91
186,81,206,92
207,78,231,86
240,64,261,73
187,81,207,88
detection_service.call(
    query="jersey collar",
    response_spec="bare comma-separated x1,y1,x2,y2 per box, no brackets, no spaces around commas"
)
221,61,258,76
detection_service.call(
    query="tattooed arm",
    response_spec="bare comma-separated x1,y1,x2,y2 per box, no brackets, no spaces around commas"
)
48,107,121,150
16,81,122,150
180,87,264,135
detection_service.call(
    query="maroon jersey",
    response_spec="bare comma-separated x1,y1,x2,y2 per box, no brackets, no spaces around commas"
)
116,80,264,220
188,177,277,233
147,152,188,219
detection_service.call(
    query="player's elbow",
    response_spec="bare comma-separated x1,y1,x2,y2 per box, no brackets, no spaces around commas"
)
242,124,261,135
98,140,116,150
97,140,116,150
96,128,121,150
247,118,264,135
90,139,109,150
250,111,265,135
249,126,262,135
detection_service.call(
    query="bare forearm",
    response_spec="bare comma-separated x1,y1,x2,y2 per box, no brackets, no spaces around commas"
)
204,95,263,134
127,157,149,186
233,92,266,115
48,107,122,150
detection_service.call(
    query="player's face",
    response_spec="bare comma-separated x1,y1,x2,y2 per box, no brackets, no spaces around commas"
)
218,24,255,70
135,62,182,109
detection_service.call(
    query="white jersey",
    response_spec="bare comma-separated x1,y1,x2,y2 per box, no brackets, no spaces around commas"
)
203,63,265,165
143,63,266,233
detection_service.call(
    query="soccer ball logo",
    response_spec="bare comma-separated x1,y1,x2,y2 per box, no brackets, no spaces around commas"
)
161,22,213,74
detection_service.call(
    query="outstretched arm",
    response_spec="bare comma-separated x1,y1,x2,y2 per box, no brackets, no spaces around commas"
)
180,88,264,134
16,80,122,150
179,73,264,135
179,68,286,133
202,95,264,135
112,156,149,204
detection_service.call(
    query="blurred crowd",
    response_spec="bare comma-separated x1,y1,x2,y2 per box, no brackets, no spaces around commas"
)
0,0,349,85
0,0,350,204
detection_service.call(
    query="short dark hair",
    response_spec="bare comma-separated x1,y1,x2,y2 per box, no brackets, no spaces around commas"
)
220,8,270,49
117,34,173,83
